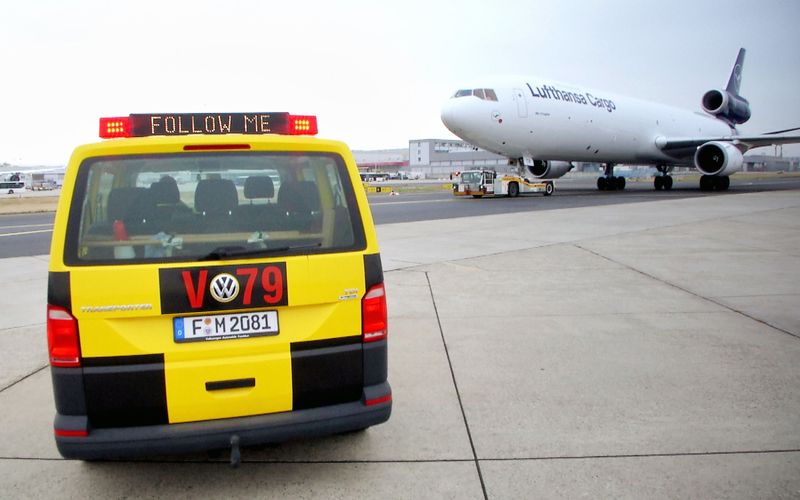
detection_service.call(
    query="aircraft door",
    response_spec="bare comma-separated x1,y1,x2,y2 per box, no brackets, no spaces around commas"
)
513,88,528,118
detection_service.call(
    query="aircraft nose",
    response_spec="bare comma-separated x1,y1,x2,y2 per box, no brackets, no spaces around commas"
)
441,94,505,154
440,99,462,134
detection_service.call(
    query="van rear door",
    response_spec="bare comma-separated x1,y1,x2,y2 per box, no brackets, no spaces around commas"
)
63,150,370,427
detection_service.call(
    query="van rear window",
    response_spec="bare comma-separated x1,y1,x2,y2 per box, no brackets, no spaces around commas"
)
64,152,366,264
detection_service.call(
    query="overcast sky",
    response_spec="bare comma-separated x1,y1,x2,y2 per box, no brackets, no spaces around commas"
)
2,0,799,165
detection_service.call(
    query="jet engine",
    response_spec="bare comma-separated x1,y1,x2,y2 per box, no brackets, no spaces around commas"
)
701,89,751,125
525,160,573,179
694,141,744,176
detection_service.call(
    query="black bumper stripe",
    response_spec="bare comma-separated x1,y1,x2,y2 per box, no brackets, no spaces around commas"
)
51,367,87,416
83,354,168,428
364,253,383,289
363,339,388,386
83,354,165,367
290,335,361,352
291,340,363,410
47,271,71,309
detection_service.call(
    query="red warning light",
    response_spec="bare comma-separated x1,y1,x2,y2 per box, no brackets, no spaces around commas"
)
99,117,132,138
288,115,318,136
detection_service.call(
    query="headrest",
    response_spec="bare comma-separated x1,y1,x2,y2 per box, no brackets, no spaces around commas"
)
194,179,238,215
150,176,180,204
244,176,275,200
278,181,321,212
107,187,147,221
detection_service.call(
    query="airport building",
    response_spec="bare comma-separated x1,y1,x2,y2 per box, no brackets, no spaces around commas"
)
743,154,799,172
352,149,408,174
409,139,506,178
355,140,508,179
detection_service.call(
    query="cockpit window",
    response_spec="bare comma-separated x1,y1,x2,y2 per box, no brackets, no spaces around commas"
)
452,89,498,101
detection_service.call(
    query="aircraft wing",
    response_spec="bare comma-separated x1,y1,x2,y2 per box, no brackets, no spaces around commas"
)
658,133,800,153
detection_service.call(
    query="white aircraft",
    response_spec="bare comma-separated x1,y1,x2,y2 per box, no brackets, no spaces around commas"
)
441,49,800,191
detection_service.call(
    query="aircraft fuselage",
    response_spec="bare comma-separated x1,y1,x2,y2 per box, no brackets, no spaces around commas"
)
441,78,735,166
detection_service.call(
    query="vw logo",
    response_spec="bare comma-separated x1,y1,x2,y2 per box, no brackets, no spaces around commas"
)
210,273,240,303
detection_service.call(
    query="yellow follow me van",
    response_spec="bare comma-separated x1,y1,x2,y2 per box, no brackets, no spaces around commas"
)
47,113,390,461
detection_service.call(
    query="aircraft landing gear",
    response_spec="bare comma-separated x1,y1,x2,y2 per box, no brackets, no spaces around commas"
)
699,175,730,191
597,163,625,191
654,165,674,191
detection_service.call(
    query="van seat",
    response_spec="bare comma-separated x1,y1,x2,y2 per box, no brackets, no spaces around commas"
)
106,187,149,235
194,179,238,232
237,176,281,231
277,181,321,231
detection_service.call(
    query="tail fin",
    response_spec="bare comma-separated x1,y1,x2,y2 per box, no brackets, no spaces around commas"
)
725,48,746,95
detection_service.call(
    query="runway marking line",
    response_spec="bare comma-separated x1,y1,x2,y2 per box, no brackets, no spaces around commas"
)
0,229,53,237
0,223,54,230
370,198,454,206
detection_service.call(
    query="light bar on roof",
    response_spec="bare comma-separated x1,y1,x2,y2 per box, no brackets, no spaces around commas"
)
99,113,318,138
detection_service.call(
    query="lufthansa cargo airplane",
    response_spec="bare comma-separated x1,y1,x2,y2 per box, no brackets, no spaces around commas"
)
441,49,800,191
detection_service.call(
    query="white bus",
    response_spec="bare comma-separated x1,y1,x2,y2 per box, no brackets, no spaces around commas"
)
359,172,390,182
0,180,26,194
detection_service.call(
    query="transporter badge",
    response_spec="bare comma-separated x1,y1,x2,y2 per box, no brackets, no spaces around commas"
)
210,273,240,303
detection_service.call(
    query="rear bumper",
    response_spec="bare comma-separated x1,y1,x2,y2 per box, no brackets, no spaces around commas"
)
55,382,391,460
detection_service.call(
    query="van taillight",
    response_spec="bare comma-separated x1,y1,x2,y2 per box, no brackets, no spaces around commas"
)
362,283,387,343
47,305,81,368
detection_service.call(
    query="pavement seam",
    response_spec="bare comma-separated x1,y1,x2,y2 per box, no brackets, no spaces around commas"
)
3,449,798,464
477,448,800,462
0,322,44,333
0,364,48,394
425,271,489,500
574,244,800,341
430,311,740,321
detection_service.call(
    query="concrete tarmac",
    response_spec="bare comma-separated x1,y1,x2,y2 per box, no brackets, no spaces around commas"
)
1,190,799,498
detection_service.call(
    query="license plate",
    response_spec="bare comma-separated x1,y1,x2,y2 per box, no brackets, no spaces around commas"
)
173,311,279,342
